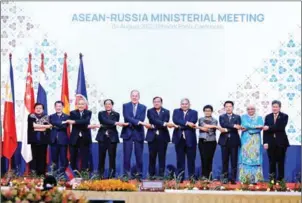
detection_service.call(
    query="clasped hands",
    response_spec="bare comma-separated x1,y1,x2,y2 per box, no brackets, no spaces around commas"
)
138,121,179,129
89,122,129,129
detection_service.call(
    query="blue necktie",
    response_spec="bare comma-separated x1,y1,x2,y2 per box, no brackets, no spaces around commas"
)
133,104,137,117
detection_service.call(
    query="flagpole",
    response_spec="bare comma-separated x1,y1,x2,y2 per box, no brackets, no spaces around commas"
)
8,53,12,171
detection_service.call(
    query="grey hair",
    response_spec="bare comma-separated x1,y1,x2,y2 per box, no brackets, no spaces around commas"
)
180,98,190,104
130,90,140,97
272,100,281,107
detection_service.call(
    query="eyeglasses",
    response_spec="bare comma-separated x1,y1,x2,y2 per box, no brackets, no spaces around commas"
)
247,108,255,110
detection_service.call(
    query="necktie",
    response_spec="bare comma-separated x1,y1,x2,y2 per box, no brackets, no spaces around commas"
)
227,114,232,138
133,104,137,117
273,114,278,138
183,111,187,140
79,112,83,137
274,114,278,124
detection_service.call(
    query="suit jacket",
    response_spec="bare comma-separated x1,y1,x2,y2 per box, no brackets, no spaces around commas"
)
27,114,51,144
49,113,69,145
121,102,146,142
218,113,241,147
145,107,170,143
69,109,92,146
172,108,198,147
263,112,289,147
95,110,120,143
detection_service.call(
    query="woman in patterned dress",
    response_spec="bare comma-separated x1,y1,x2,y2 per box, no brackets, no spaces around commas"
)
238,104,264,183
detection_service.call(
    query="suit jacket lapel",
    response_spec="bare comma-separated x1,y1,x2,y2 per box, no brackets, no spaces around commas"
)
134,103,140,118
159,108,164,119
230,114,235,124
129,103,134,117
76,110,80,118
225,114,231,124
275,112,281,124
184,109,190,121
271,113,275,124
180,109,185,120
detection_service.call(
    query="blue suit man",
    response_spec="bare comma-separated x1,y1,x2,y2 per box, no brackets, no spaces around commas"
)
218,101,241,184
263,100,289,182
96,99,127,178
67,99,92,171
146,97,173,178
49,101,69,172
172,98,198,180
121,90,148,178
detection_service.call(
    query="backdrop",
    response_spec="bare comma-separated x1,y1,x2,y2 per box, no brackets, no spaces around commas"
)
0,2,301,180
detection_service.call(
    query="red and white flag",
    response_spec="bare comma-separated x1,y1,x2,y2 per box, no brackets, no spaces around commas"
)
21,53,35,163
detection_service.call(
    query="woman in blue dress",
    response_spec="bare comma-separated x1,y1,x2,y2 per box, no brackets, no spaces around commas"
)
238,104,264,183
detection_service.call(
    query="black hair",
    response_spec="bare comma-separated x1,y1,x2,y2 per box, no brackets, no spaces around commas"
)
153,96,163,102
272,100,281,107
54,101,64,106
104,99,114,105
224,100,234,107
34,102,44,110
203,105,213,112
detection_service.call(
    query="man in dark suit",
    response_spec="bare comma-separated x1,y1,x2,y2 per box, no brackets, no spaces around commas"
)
263,100,289,182
49,101,69,173
172,98,198,181
121,90,149,178
96,99,128,178
66,99,92,171
146,96,176,178
218,101,241,184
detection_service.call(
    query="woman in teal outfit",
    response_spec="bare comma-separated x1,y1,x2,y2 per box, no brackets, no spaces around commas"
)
238,104,264,183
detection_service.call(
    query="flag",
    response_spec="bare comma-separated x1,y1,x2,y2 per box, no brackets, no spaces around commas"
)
61,53,71,160
2,53,17,159
75,53,88,108
61,53,70,116
37,53,48,114
65,165,75,181
21,53,35,163
36,53,50,165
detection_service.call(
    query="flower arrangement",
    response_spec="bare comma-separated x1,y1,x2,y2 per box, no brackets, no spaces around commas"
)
75,179,137,192
1,186,87,203
1,170,301,193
